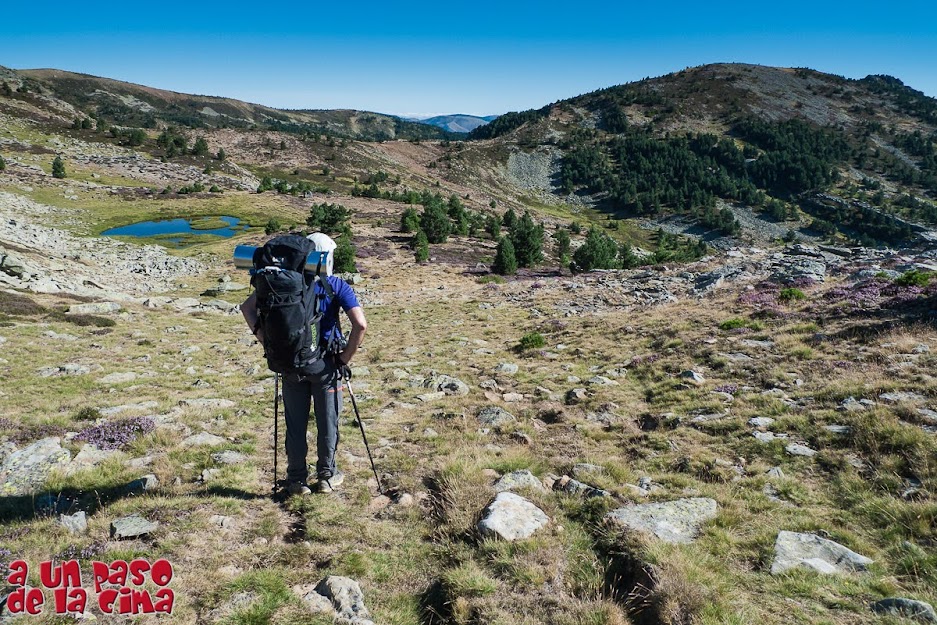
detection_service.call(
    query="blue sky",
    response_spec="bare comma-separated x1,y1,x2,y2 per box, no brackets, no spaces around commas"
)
1,0,935,117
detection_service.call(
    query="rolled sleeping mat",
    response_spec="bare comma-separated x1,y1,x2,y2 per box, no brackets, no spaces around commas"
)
232,245,331,275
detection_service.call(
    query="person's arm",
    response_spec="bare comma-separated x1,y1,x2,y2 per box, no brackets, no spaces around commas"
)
338,306,366,365
241,292,264,343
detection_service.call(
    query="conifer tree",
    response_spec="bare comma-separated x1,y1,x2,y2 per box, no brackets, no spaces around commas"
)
493,237,517,275
52,156,66,179
510,211,544,268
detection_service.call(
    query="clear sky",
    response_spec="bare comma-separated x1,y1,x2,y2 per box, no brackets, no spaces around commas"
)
1,0,935,118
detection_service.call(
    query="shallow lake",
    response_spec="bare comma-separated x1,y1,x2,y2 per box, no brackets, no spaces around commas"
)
102,216,248,243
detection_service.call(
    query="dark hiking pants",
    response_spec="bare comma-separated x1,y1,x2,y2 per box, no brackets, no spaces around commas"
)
282,358,342,484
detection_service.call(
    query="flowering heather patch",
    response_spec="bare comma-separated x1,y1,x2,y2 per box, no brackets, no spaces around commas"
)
787,277,817,289
824,278,936,312
0,417,14,430
630,353,661,366
714,384,739,395
59,541,106,561
738,283,780,309
74,416,155,450
12,423,66,444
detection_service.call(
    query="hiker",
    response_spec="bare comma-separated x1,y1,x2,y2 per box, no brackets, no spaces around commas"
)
241,232,367,495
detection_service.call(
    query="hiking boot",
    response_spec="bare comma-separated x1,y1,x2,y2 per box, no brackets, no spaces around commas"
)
316,470,344,493
287,481,312,496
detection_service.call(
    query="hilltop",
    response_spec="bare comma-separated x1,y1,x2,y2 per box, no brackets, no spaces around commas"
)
0,62,935,625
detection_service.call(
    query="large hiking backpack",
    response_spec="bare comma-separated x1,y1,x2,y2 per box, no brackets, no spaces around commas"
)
251,234,331,375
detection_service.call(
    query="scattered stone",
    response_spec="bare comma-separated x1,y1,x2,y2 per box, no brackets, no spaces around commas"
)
502,392,524,402
587,376,619,386
510,431,532,445
0,437,71,496
785,443,817,457
555,475,611,498
211,450,247,465
68,302,120,315
565,388,588,405
880,391,927,404
572,463,606,477
416,391,446,402
754,431,788,443
477,406,516,427
839,396,875,412
59,511,87,534
422,427,438,438
64,444,119,475
494,363,518,375
43,330,78,341
209,515,235,529
314,576,372,622
125,474,159,493
766,466,785,478
422,374,469,396
110,514,158,539
101,401,158,417
870,598,937,623
770,531,873,575
477,492,550,541
178,398,235,410
680,370,706,385
605,498,718,544
749,417,775,428
368,495,392,513
823,425,852,435
180,432,226,447
39,363,91,377
200,468,221,482
494,470,545,493
97,372,137,384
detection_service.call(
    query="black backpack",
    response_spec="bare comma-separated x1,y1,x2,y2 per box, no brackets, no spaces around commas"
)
251,235,332,375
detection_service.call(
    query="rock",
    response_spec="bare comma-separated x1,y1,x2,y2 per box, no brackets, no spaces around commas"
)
59,511,87,534
766,466,785,478
477,406,516,427
494,470,545,493
209,515,235,529
502,392,524,402
880,391,927,404
180,432,226,447
494,363,519,375
314,576,371,622
605,498,718,544
0,248,26,277
295,584,337,615
368,495,392,513
771,531,873,575
555,475,611,498
68,302,120,315
416,391,446,402
754,431,788,443
181,345,201,356
64,444,119,475
572,463,606,477
394,493,415,507
200,468,221,482
870,598,937,623
477,492,550,541
125,474,159,493
101,401,158,417
0,437,71,496
587,376,619,386
839,397,875,412
680,370,706,385
823,425,852,435
97,372,137,384
510,431,532,445
785,443,817,457
211,450,247,465
39,363,90,377
748,417,775,428
421,374,469,396
178,398,235,410
110,514,158,539
565,388,588,405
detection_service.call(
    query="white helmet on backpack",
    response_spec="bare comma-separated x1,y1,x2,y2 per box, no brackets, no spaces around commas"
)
306,232,337,276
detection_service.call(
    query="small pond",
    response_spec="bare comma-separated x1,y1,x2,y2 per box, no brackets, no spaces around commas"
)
102,216,249,245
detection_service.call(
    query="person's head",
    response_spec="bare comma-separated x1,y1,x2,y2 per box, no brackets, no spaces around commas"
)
306,232,337,276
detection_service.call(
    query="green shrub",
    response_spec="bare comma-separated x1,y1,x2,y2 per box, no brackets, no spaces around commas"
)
477,275,506,285
264,218,281,235
517,332,546,350
400,207,420,233
413,230,429,262
779,287,806,302
74,407,102,421
0,155,6,171
894,269,933,287
420,198,451,243
718,318,747,330
572,227,618,272
51,156,66,179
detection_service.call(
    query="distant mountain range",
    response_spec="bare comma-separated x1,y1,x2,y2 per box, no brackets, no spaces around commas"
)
402,114,499,133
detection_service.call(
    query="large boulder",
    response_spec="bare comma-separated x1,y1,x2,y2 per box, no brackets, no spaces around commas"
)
314,575,372,623
477,492,550,541
422,374,470,396
770,531,873,575
870,598,937,623
477,406,516,427
605,498,718,544
0,438,71,496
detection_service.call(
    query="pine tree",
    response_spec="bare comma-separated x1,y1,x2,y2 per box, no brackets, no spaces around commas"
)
1,82,12,97
572,228,618,272
502,207,517,231
333,230,357,273
618,243,641,269
485,214,501,239
510,211,544,268
400,207,420,233
493,237,517,275
420,198,451,243
413,230,429,262
192,137,209,156
128,129,147,147
553,228,570,258
217,148,226,161
0,155,6,171
51,156,66,179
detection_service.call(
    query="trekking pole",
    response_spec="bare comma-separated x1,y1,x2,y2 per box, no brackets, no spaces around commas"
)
343,370,383,494
272,373,280,494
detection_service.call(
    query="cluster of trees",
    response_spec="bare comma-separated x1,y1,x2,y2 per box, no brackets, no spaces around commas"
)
71,117,94,130
305,202,356,273
569,227,707,272
858,75,937,125
492,209,545,274
468,106,551,140
401,194,491,261
804,197,915,245
895,193,937,224
155,130,212,159
257,176,326,195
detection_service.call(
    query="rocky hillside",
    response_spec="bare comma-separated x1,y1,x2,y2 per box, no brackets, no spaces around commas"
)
0,63,936,625
1,66,452,141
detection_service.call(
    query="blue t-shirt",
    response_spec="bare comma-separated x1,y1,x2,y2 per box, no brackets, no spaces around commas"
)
311,275,360,345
